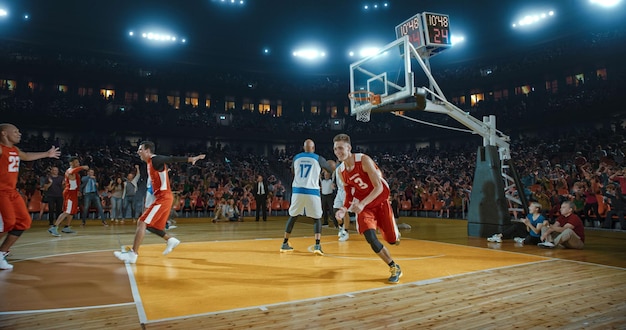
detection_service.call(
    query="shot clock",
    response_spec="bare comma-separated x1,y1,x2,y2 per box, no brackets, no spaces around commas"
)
422,12,451,46
395,13,425,49
395,11,452,58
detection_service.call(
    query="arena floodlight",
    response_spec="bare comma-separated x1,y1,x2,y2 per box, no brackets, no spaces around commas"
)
131,29,186,45
451,35,465,46
511,10,556,29
590,0,622,7
360,47,380,58
293,48,326,60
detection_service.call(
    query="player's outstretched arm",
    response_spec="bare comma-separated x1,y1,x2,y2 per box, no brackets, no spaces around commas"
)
19,146,61,161
189,154,206,165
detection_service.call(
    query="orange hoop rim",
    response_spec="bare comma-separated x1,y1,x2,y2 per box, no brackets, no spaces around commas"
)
348,91,381,105
348,91,375,102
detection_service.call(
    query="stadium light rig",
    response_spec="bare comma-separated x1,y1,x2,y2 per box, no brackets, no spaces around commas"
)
363,3,389,11
451,35,465,46
213,0,245,6
292,48,326,60
347,47,381,58
589,0,622,7
128,30,187,45
511,10,555,28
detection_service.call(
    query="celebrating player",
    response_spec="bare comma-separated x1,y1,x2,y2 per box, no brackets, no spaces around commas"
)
114,141,205,264
0,123,60,270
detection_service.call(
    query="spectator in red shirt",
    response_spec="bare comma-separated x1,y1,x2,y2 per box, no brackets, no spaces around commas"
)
539,201,585,249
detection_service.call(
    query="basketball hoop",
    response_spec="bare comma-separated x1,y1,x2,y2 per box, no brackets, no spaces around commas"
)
348,91,381,122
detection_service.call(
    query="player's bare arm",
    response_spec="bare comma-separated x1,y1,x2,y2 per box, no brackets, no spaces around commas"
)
18,146,61,161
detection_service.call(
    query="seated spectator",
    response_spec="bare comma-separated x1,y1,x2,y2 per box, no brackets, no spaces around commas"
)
487,202,547,245
224,198,242,222
539,201,585,249
212,198,227,223
518,202,549,245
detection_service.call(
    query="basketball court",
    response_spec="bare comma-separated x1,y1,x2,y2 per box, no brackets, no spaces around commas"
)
1,218,625,329
3,228,546,322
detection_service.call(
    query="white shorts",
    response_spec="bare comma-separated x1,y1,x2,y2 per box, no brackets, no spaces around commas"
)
289,193,323,219
144,191,155,208
333,189,345,209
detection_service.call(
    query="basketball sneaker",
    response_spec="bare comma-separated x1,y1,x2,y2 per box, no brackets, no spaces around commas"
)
313,244,324,256
0,252,13,270
513,237,525,244
338,229,350,242
61,226,76,234
48,226,61,237
163,237,180,255
487,234,502,243
114,250,138,264
280,243,293,252
538,241,555,249
388,264,402,284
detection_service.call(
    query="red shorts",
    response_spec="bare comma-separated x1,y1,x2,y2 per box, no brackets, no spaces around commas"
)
0,190,32,233
139,196,173,231
356,199,400,244
63,190,79,215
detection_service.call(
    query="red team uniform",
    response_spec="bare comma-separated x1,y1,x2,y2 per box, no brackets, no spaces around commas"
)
62,167,83,215
338,153,400,244
0,145,31,233
140,156,174,230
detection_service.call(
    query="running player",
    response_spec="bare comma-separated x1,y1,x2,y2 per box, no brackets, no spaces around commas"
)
333,133,402,283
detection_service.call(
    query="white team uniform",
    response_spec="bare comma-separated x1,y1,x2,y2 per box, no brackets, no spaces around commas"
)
333,163,350,241
333,165,346,209
288,152,323,218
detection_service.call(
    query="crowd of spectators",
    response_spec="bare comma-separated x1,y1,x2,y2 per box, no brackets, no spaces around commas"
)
12,116,626,230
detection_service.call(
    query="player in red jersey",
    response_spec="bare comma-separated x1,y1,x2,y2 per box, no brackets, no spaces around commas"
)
48,157,89,236
333,133,402,283
0,123,60,270
114,141,205,264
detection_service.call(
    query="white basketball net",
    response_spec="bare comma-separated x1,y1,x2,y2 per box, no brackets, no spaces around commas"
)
350,91,374,122
356,109,372,122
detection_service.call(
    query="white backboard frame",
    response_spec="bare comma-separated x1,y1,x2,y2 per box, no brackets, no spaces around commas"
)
349,35,414,115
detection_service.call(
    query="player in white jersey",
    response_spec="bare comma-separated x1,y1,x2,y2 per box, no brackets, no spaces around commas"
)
280,139,334,255
333,162,351,242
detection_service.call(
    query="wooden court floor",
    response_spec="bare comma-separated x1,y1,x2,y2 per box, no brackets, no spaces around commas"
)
1,216,625,329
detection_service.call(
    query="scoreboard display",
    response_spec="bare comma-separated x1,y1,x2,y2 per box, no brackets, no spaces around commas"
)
395,11,452,57
395,13,424,49
422,12,451,46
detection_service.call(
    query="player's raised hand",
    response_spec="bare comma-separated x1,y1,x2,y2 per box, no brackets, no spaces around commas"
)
48,146,61,159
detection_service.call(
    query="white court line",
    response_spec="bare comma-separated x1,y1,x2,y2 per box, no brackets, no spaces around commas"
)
0,303,135,315
124,262,148,325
